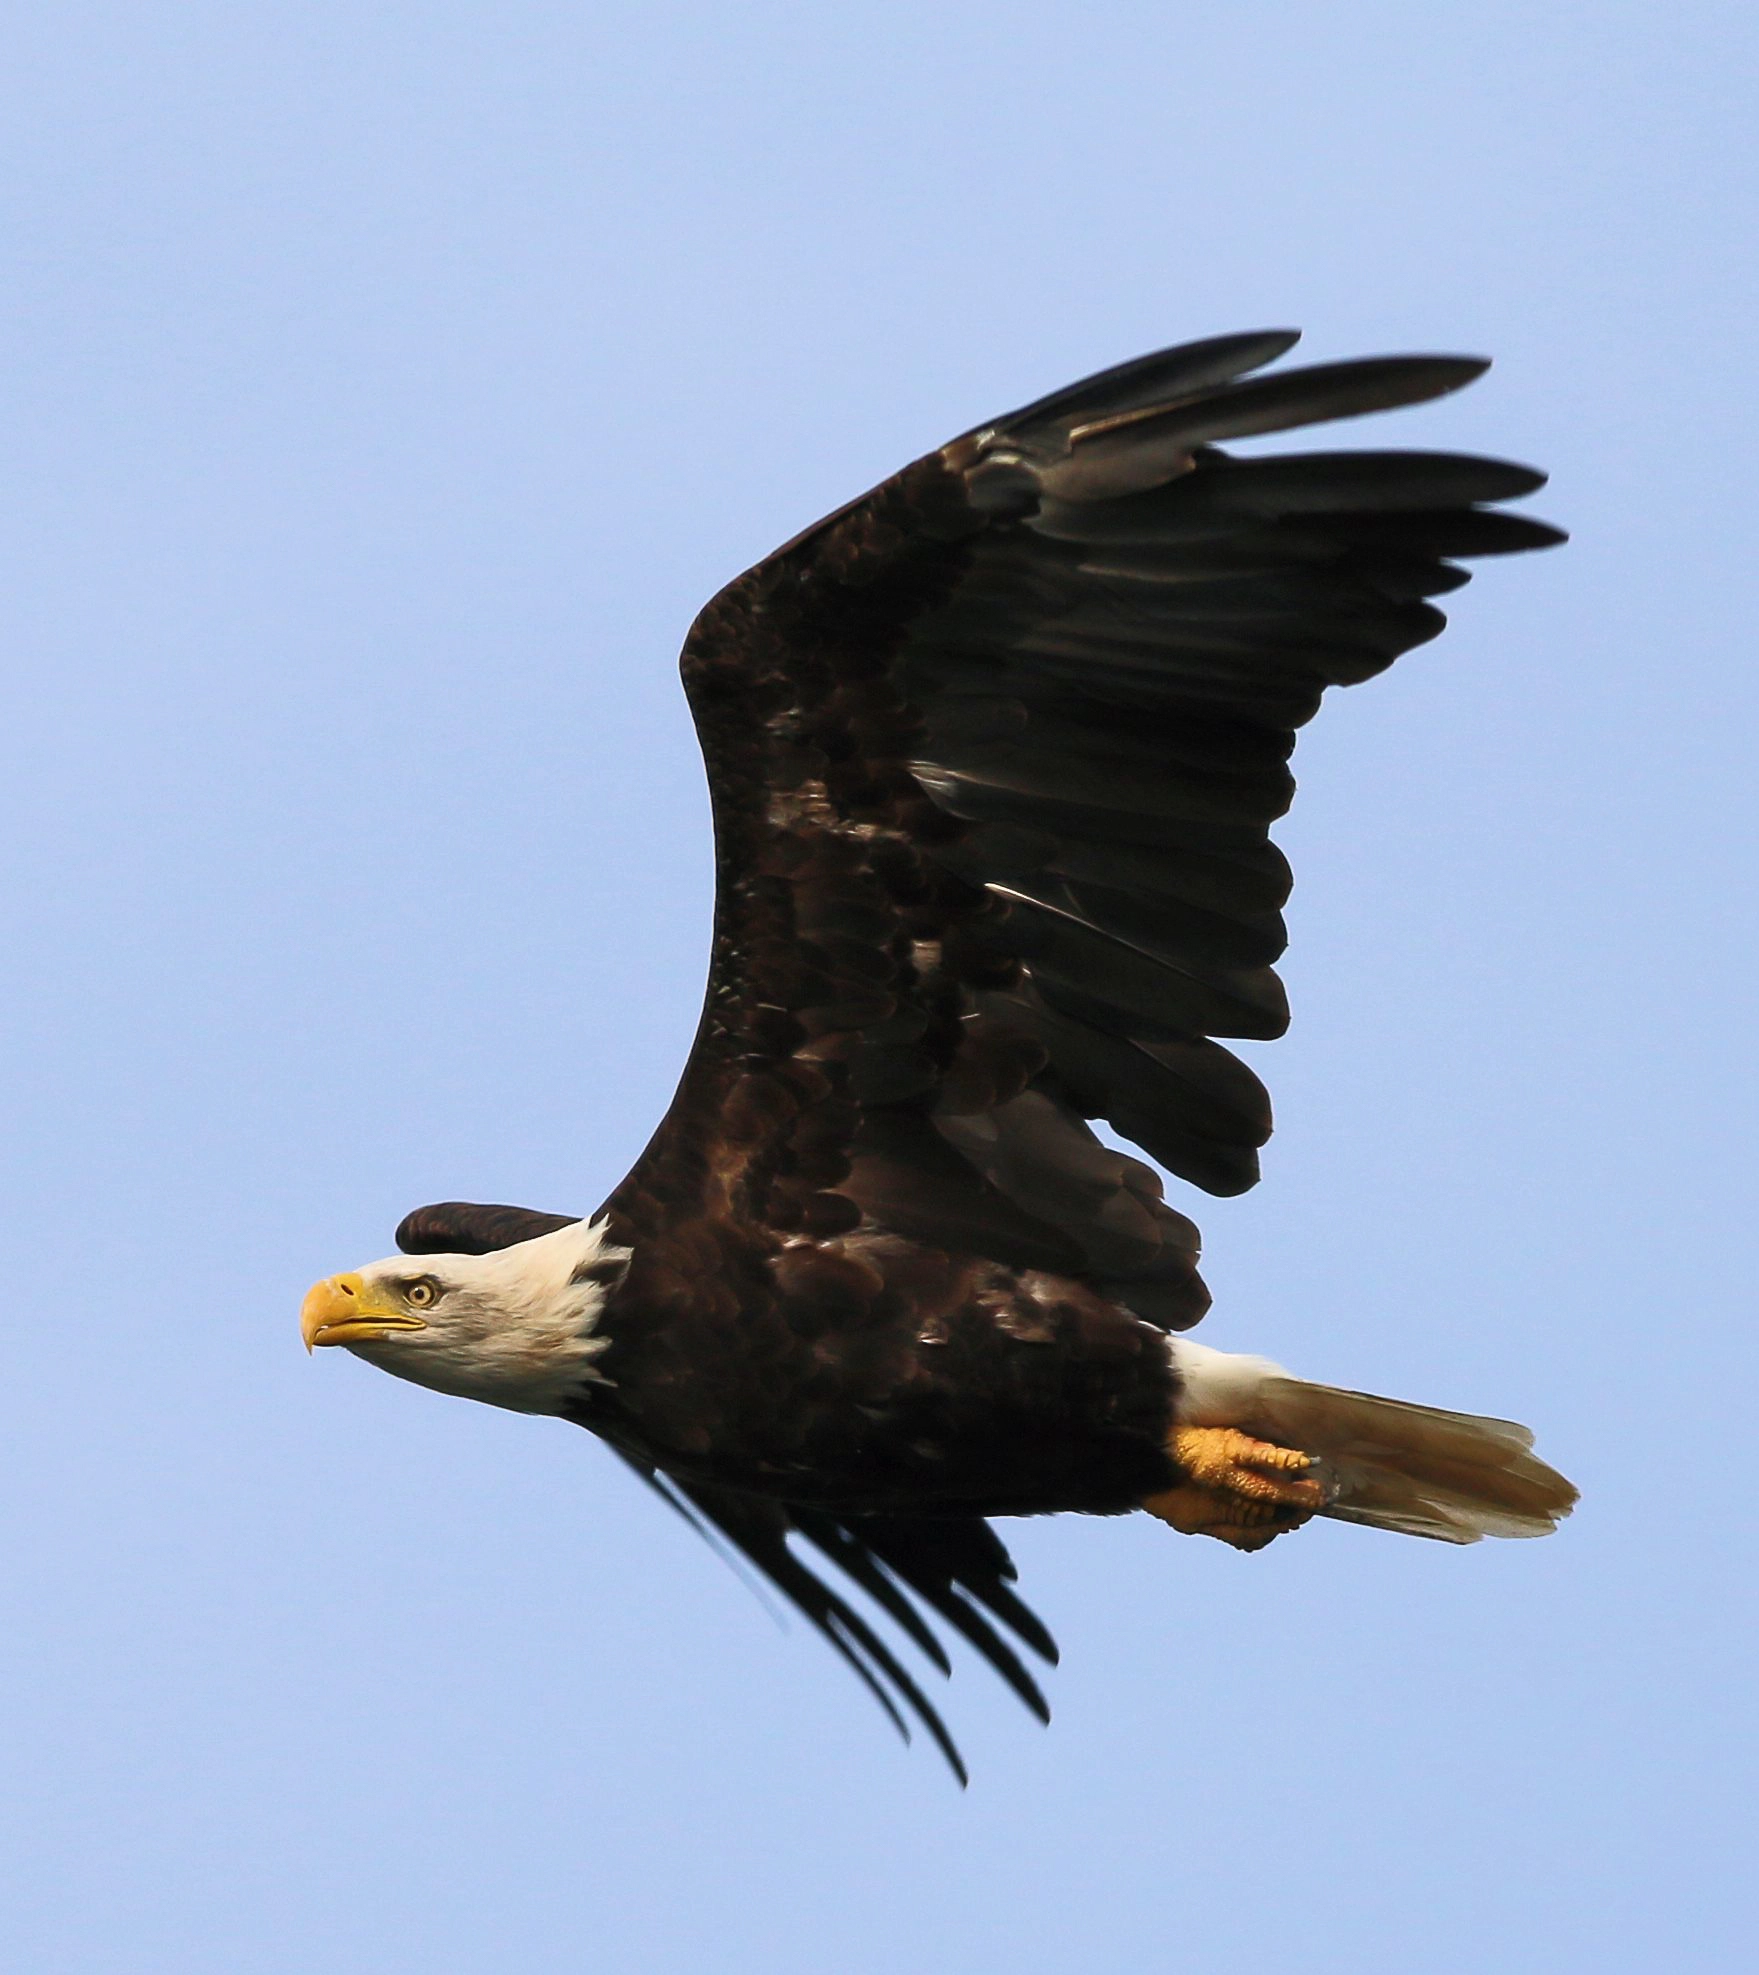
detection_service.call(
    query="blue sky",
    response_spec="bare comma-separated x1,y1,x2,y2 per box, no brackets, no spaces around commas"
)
3,5,1754,1969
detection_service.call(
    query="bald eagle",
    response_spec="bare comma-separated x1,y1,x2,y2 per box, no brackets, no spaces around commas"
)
302,331,1575,1779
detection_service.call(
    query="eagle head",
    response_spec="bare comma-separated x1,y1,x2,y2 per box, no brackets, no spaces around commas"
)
300,1218,631,1415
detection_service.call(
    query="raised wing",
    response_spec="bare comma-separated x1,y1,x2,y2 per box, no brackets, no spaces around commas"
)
609,330,1562,1329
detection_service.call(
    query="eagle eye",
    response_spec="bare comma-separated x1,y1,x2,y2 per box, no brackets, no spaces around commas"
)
405,1277,441,1309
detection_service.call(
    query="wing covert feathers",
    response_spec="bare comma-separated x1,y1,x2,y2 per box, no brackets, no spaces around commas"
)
626,328,1560,1330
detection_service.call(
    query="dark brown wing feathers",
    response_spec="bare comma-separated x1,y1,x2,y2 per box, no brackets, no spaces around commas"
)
615,331,1557,1288
613,1454,1056,1785
396,1201,579,1254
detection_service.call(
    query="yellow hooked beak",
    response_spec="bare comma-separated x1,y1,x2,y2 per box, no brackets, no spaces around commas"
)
300,1273,429,1352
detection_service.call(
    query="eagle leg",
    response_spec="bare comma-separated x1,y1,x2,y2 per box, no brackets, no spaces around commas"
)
1142,1427,1332,1553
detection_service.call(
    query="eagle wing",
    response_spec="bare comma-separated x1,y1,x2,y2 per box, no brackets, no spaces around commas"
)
609,331,1560,1323
472,332,1561,1776
615,1455,1056,1787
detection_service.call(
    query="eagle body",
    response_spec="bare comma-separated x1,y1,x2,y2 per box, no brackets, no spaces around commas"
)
588,1234,1178,1519
305,330,1577,1777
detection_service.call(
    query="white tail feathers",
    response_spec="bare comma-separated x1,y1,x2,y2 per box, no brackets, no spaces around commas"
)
1246,1377,1578,1543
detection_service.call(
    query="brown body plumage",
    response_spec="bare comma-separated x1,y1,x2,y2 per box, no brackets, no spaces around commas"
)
325,331,1574,1778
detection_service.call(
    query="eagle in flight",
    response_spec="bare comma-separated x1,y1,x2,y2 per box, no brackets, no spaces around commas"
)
302,330,1575,1780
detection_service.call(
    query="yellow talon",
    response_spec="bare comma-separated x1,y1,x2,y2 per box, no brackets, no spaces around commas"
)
1171,1425,1321,1496
1143,1425,1330,1551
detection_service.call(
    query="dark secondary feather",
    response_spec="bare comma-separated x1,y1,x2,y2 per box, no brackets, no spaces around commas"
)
401,333,1562,1774
616,1457,1056,1788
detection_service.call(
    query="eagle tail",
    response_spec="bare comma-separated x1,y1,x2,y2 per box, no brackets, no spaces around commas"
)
1249,1376,1578,1543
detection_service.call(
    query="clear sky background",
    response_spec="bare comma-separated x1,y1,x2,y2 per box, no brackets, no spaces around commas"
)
4,5,1754,1970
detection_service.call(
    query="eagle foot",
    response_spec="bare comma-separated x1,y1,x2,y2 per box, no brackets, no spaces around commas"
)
1142,1426,1331,1552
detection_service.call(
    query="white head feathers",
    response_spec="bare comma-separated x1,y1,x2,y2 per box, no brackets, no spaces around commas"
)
342,1217,631,1416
